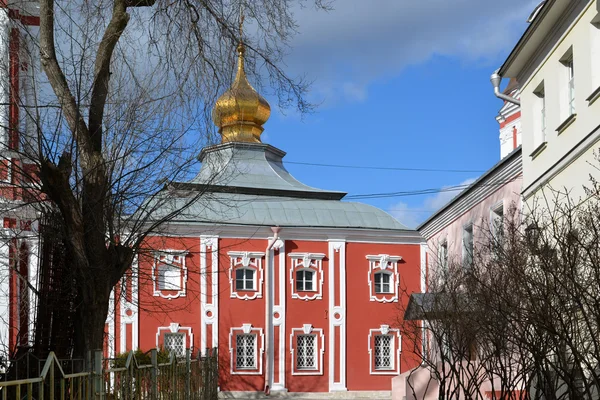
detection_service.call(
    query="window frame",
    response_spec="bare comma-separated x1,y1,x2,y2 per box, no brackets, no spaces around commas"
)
462,223,474,270
374,334,394,371
164,332,186,357
296,334,318,370
235,267,256,291
152,250,188,299
157,263,182,291
368,325,401,375
295,269,316,292
374,271,392,294
235,333,257,370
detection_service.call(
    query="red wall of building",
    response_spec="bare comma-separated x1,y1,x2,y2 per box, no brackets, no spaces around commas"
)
345,242,422,391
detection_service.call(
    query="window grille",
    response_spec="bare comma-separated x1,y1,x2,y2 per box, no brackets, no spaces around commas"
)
235,269,255,291
374,272,391,294
158,264,181,290
164,333,185,357
236,334,256,369
374,335,393,370
296,270,315,292
296,334,317,370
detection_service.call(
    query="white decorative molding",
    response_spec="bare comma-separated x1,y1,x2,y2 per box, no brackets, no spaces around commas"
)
289,253,325,301
227,251,265,300
120,255,139,353
156,323,193,350
366,254,402,303
367,325,401,375
272,239,286,391
152,250,189,300
328,240,347,392
201,235,219,353
290,325,325,376
229,325,265,375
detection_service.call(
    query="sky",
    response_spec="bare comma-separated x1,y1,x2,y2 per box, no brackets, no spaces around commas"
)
254,0,539,229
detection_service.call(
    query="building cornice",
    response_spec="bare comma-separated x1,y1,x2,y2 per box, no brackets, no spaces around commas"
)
418,148,523,240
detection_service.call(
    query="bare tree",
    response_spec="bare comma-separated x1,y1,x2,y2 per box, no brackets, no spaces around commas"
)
400,170,600,400
0,0,330,360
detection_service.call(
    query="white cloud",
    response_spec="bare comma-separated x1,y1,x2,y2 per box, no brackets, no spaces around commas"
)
388,178,477,229
287,0,539,105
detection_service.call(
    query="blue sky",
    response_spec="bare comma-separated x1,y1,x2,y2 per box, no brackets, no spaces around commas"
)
258,0,539,228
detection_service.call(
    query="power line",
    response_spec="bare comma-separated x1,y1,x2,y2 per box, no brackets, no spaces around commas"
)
285,160,486,174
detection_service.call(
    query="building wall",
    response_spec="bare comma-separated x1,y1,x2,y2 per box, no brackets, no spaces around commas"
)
517,0,600,204
128,233,424,394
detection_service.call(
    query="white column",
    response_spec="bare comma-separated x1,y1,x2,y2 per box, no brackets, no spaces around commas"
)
0,230,10,363
27,236,39,347
271,239,285,391
328,240,347,392
200,235,218,353
0,8,10,150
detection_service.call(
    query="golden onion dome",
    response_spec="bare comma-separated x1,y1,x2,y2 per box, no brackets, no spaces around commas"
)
212,43,271,143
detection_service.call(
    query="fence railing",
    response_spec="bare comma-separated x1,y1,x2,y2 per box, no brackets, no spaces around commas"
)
0,348,218,400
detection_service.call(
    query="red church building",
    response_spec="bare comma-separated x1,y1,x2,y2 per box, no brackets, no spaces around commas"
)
108,43,426,396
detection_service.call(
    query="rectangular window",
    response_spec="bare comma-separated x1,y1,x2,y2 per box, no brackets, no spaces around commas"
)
439,241,448,277
560,48,575,119
374,272,391,294
236,334,257,369
296,334,317,370
296,270,314,291
533,82,546,146
158,264,181,290
463,224,474,269
491,204,504,253
235,269,255,291
164,333,185,357
374,335,393,370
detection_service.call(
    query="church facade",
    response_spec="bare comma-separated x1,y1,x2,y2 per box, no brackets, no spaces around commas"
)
108,43,425,395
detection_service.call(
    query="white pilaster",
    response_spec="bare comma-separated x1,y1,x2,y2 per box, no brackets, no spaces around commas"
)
119,255,139,353
0,230,10,362
27,237,38,347
200,235,218,353
0,8,9,150
271,239,286,391
328,240,347,392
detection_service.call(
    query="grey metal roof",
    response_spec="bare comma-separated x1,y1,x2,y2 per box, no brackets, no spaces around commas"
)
146,142,412,231
151,192,410,230
192,142,346,199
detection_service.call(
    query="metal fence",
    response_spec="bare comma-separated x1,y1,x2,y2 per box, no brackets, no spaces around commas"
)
0,348,218,400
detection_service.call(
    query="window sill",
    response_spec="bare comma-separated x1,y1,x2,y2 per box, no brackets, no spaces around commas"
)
586,86,600,105
529,142,547,160
556,113,577,135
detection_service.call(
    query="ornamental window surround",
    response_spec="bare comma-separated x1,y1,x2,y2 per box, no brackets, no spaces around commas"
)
289,253,325,301
366,254,401,303
152,250,189,300
368,324,401,375
290,324,325,375
228,251,265,300
156,323,193,356
229,324,264,375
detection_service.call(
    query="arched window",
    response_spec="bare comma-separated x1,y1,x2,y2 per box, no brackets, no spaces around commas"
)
235,268,255,291
374,271,392,294
295,269,315,292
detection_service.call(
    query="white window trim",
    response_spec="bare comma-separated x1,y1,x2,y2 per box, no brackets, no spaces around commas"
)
229,324,264,375
368,325,401,375
489,201,504,243
290,324,325,376
156,323,193,352
366,254,401,303
373,270,393,294
289,253,325,301
228,251,265,300
152,250,189,300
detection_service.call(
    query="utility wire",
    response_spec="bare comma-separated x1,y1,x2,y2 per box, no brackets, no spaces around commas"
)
285,160,485,174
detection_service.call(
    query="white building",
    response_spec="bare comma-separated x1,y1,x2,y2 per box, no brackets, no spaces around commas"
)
494,0,600,209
